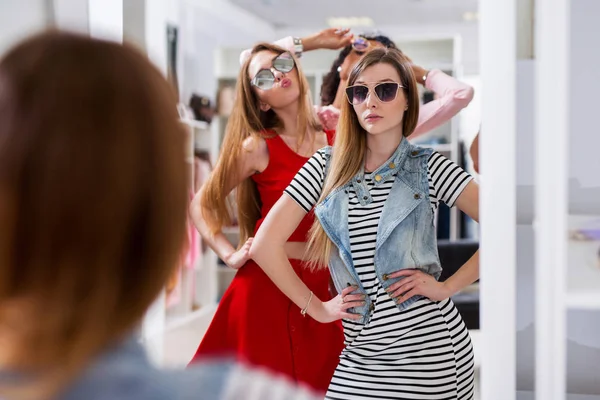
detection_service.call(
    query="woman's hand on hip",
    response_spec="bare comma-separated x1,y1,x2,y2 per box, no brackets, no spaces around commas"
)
224,237,253,269
314,286,364,323
386,269,452,303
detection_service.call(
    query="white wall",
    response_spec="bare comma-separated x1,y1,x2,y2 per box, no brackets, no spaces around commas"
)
52,0,89,34
276,22,480,75
0,0,49,56
180,3,481,105
569,0,600,204
123,0,146,49
88,0,123,42
179,0,276,105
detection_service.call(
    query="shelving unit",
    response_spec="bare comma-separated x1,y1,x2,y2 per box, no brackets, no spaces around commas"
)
479,0,600,398
566,216,600,311
141,117,224,365
160,119,220,332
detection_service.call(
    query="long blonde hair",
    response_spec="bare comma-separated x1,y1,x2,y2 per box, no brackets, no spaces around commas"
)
306,48,421,268
201,43,321,244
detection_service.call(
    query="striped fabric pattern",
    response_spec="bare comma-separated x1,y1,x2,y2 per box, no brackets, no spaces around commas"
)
285,148,475,399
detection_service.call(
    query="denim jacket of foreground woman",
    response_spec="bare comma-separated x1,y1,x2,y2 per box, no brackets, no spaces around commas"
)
1,337,319,400
315,138,441,325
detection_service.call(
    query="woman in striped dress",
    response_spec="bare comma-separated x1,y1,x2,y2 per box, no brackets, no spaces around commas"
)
251,47,479,399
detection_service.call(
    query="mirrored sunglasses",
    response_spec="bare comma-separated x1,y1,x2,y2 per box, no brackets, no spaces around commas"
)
251,52,295,90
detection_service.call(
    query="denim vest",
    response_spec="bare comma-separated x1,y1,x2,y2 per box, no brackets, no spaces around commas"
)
314,138,442,325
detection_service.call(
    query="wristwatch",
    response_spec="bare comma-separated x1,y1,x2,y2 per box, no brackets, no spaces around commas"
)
293,37,303,58
422,70,430,86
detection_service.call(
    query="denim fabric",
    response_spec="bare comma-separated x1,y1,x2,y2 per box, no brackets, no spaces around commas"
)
315,139,441,325
0,336,318,400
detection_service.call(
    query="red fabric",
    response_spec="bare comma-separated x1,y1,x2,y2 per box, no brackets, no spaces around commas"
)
252,130,335,241
189,130,342,394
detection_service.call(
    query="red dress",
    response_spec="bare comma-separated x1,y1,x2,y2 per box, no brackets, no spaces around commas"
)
189,130,344,393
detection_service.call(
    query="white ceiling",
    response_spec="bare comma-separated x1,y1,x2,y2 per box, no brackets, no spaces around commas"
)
228,0,479,28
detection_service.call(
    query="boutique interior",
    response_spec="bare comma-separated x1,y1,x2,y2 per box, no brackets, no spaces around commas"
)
1,0,599,399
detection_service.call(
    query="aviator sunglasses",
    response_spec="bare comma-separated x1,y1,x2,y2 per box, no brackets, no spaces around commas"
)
250,52,295,90
345,82,404,105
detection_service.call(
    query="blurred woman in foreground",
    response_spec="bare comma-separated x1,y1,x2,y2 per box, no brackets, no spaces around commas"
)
0,31,317,400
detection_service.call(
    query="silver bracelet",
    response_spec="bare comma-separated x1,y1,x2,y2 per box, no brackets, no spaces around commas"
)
300,291,313,317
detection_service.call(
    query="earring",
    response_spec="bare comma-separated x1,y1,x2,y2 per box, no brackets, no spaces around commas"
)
337,66,342,73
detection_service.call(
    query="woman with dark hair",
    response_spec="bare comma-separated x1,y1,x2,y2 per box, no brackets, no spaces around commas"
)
0,31,318,400
319,33,398,107
242,29,475,133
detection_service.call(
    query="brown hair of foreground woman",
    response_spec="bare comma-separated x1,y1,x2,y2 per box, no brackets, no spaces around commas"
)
0,31,187,399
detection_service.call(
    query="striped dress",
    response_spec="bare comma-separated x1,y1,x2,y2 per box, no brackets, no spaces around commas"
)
285,149,475,400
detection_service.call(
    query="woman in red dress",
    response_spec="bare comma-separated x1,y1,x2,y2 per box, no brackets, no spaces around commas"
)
188,42,344,393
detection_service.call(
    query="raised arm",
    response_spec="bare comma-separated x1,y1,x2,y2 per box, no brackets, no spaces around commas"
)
189,135,267,269
239,28,352,65
410,68,475,138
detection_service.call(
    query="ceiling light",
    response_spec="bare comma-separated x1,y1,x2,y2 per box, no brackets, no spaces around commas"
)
327,17,375,28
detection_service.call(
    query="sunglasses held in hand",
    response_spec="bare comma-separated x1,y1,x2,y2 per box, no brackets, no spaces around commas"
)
251,52,295,90
352,36,370,53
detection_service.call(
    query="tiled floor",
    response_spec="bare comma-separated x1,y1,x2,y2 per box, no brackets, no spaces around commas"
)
161,311,214,368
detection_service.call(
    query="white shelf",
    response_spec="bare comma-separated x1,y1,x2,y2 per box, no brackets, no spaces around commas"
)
566,215,600,310
566,292,600,310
